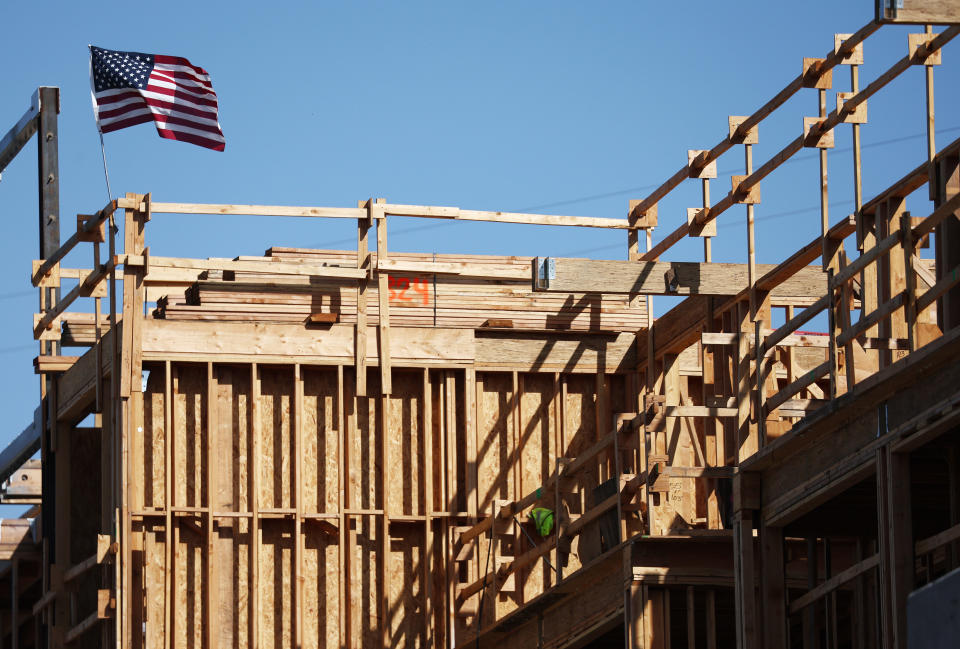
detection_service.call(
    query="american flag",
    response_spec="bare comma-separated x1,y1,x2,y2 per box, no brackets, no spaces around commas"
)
89,45,225,151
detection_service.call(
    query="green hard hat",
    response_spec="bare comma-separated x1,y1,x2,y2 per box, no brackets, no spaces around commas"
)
528,507,555,537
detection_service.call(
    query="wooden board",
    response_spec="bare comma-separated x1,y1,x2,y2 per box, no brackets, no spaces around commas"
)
539,259,826,297
876,0,960,23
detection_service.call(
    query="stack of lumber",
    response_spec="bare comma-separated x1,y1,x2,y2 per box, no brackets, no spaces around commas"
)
155,247,648,332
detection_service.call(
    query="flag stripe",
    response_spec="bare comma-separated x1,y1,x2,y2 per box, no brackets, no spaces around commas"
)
153,63,214,88
100,112,155,133
155,128,225,151
144,82,219,110
154,54,212,78
149,70,217,97
155,119,225,142
99,102,222,131
97,91,218,123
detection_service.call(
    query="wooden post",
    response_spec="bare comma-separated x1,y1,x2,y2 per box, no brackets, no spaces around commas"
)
935,154,960,330
423,369,434,645
205,362,218,649
164,361,173,649
734,508,757,649
736,302,755,463
627,581,645,649
760,523,787,648
11,559,18,649
885,448,913,649
374,200,392,395
250,363,260,649
336,365,348,649
924,24,936,164
293,364,304,649
356,205,371,397
52,417,70,648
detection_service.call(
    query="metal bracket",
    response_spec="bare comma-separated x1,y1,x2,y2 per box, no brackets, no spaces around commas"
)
534,257,556,290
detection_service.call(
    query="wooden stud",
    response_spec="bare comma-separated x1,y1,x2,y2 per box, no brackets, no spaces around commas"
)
164,361,173,649
336,365,348,649
250,363,260,649
374,200,392,395
293,364,304,649
205,362,218,649
356,206,371,397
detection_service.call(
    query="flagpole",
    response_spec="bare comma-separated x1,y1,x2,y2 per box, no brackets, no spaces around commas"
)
98,130,113,202
89,44,112,202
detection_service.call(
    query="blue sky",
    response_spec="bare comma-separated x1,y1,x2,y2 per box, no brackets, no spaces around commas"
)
0,2,956,479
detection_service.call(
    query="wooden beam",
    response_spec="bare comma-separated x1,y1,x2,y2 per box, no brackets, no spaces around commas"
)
383,203,633,229
536,259,826,297
0,89,39,174
788,554,879,614
132,201,366,219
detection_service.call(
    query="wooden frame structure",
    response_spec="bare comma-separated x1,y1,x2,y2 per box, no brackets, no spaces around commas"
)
2,7,960,649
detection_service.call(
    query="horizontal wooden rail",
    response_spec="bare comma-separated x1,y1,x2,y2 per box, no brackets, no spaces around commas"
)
791,520,960,616
642,25,960,262
384,203,633,229
63,535,116,584
34,260,118,339
377,259,528,280
833,230,902,286
837,291,906,347
457,473,642,603
121,200,367,219
912,191,960,241
118,254,367,280
755,218,854,293
916,265,960,313
765,361,831,414
914,521,960,556
65,611,103,644
629,21,879,219
789,554,880,614
458,420,636,547
762,294,830,353
32,200,116,286
31,589,55,616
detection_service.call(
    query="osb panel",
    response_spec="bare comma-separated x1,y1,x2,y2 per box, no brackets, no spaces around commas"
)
347,371,383,511
387,370,424,517
476,373,514,514
430,373,444,513
174,519,205,649
173,365,207,508
476,372,519,621
302,368,339,514
215,366,251,512
386,525,426,648
141,367,166,508
259,519,294,649
517,373,557,601
259,366,294,510
142,524,167,649
303,523,339,649
562,374,599,573
216,520,251,649
348,517,383,648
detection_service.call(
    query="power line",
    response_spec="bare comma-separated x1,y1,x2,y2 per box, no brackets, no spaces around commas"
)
0,289,35,301
309,125,958,250
0,344,36,355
